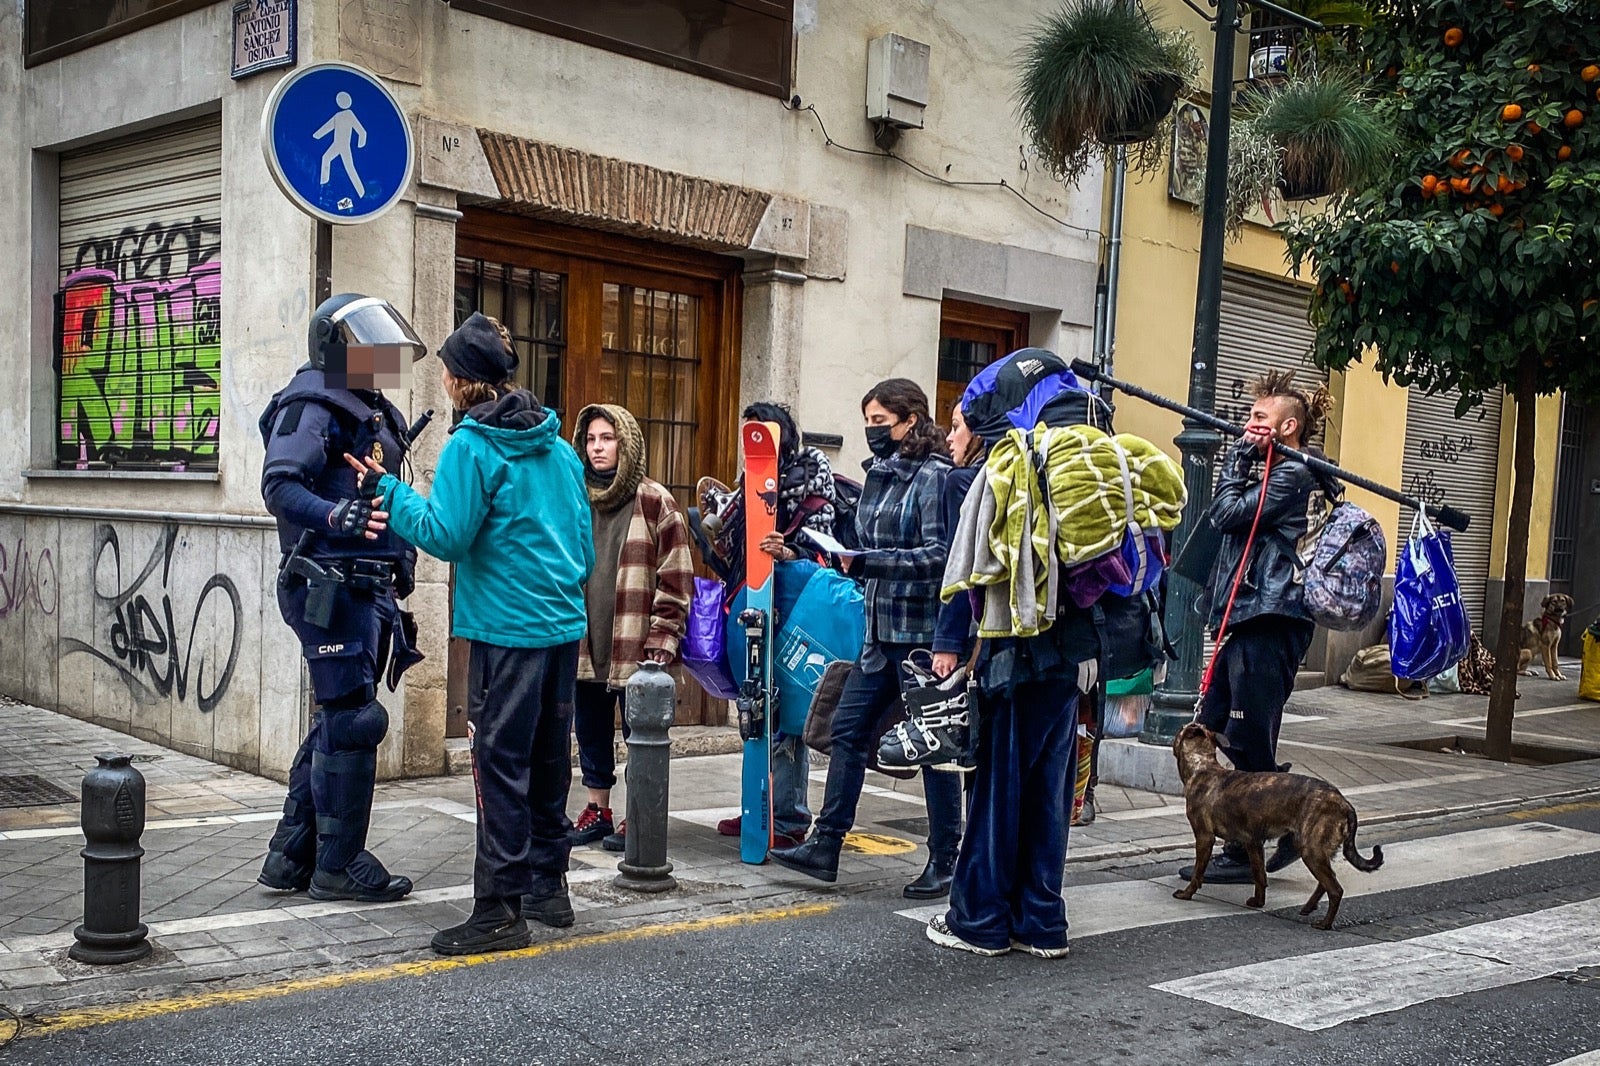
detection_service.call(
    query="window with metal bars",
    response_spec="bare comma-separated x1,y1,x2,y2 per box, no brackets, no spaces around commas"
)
453,259,567,418
599,282,701,501
1549,399,1587,591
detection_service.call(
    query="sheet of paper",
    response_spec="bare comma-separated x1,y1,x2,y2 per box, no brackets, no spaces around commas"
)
800,527,867,558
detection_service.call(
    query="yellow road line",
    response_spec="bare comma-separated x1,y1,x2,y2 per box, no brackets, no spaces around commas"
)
1509,800,1600,820
22,901,836,1040
842,831,917,856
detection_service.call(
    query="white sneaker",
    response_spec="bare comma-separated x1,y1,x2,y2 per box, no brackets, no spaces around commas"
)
1010,939,1070,959
925,915,1009,956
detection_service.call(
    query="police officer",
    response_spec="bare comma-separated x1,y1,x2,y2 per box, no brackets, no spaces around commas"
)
256,293,427,903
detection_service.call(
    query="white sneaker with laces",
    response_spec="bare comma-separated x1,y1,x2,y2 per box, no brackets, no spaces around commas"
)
1010,939,1070,959
925,914,1009,956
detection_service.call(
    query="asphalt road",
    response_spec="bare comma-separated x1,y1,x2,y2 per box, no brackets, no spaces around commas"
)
13,805,1600,1066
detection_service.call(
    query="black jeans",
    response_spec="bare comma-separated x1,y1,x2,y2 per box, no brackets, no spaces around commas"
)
1198,616,1315,773
573,680,631,792
816,643,963,857
467,640,578,902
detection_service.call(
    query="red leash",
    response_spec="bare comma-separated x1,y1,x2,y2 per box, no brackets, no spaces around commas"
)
1197,443,1275,705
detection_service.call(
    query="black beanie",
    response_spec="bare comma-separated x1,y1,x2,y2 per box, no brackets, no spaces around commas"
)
438,312,519,384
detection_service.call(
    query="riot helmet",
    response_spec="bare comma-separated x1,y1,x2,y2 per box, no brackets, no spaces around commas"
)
308,293,427,388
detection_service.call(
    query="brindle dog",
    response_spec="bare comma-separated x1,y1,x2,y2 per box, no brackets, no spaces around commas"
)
1171,723,1383,929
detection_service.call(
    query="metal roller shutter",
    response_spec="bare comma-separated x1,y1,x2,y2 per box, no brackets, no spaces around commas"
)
56,115,223,471
1400,387,1504,633
1215,268,1327,432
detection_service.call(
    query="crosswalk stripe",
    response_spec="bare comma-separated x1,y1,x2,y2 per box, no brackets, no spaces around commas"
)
1153,896,1600,1031
896,822,1600,940
1551,1052,1600,1065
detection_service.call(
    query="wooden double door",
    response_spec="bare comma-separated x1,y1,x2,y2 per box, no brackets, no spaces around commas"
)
446,212,744,733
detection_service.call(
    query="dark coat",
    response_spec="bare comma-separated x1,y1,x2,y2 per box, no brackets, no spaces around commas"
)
1204,439,1336,632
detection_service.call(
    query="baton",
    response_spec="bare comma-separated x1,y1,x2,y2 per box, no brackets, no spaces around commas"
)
1069,360,1471,533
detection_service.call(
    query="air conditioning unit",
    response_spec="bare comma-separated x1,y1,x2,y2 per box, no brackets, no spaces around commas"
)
866,34,930,131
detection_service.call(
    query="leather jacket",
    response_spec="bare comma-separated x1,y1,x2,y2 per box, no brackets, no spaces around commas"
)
1204,438,1336,632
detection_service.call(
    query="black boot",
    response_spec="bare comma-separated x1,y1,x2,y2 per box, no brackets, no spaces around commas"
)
431,899,530,956
770,832,843,883
522,875,575,928
903,851,957,900
309,850,413,902
258,849,312,892
1265,834,1300,873
1178,844,1255,885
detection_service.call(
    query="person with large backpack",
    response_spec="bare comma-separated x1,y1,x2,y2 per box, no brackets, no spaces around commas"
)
1182,370,1341,885
256,293,427,905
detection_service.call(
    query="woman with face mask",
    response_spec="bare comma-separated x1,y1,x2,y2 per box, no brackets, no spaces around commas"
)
771,379,963,898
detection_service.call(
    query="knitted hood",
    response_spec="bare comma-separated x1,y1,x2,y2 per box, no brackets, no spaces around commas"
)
573,403,646,512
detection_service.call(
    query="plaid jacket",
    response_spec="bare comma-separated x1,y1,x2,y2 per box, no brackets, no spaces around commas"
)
854,452,951,657
578,478,694,687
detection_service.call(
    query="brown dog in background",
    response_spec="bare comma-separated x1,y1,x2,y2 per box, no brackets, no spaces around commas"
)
1519,593,1574,680
1171,723,1383,929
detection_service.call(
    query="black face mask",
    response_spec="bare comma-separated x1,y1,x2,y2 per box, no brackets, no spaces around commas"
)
865,423,901,459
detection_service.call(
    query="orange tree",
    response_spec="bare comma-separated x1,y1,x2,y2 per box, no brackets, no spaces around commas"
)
1283,0,1600,761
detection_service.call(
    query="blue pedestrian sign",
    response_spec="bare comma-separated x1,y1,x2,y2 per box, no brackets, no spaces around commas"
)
261,61,414,225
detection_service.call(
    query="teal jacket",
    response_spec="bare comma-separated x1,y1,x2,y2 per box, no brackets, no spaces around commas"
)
380,391,594,649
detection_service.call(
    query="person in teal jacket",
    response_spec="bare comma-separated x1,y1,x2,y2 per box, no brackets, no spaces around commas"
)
349,312,593,956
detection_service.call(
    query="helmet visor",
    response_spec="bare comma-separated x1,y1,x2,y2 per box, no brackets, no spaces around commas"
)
333,298,428,360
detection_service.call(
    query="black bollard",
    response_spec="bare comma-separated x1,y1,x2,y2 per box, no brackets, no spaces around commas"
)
70,753,151,965
614,662,678,893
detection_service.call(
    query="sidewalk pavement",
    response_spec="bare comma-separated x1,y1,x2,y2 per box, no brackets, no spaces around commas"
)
2,668,1598,1025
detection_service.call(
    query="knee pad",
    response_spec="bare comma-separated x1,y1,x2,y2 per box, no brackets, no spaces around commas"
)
321,699,390,752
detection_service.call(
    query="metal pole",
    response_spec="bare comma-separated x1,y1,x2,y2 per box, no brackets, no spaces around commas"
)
70,753,151,965
314,221,333,304
1104,146,1128,387
1144,0,1240,746
614,662,678,893
1070,360,1473,531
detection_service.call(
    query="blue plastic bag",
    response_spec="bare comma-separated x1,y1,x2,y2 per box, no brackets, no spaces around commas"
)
1388,514,1471,681
726,564,863,736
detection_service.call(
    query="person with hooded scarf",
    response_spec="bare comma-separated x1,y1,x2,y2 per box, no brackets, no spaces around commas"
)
567,404,694,854
350,313,594,957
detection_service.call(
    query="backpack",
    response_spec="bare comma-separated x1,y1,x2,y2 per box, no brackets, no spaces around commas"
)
1301,501,1387,632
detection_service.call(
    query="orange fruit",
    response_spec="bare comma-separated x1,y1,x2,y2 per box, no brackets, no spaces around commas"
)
1585,299,1600,313
1421,174,1440,195
1451,175,1472,193
1506,143,1525,161
1529,121,1544,135
1390,261,1401,274
1497,173,1514,193
1565,109,1585,127
1444,27,1464,46
1528,63,1541,74
1502,103,1524,122
1583,65,1600,82
1559,144,1574,160
1450,149,1471,168
1489,203,1506,217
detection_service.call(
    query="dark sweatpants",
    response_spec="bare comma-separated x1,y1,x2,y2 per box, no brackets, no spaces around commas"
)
1197,616,1315,773
573,680,630,792
945,680,1078,953
467,639,578,903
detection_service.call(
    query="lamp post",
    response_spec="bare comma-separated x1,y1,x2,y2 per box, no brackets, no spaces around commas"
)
1142,0,1321,745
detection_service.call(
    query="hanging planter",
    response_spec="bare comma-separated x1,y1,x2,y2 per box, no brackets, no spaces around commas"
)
1242,68,1395,203
1016,0,1199,182
1100,71,1187,144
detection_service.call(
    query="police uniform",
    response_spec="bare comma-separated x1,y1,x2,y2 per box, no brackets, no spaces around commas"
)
256,293,425,903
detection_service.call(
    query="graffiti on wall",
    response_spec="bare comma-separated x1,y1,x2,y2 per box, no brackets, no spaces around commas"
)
56,217,222,470
0,536,59,620
61,524,241,714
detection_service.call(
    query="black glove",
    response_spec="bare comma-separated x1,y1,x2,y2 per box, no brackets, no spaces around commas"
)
394,548,416,600
353,464,384,497
1226,436,1259,474
328,498,375,537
